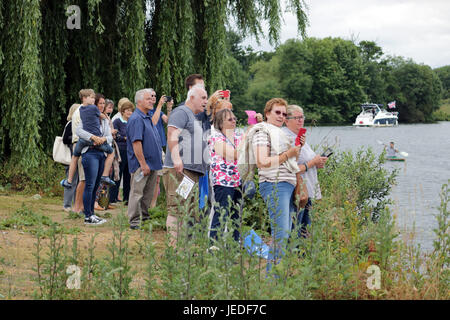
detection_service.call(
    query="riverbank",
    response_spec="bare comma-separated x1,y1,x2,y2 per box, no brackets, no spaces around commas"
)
0,148,447,300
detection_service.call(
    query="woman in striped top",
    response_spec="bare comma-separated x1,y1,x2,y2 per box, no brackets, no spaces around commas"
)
252,98,302,272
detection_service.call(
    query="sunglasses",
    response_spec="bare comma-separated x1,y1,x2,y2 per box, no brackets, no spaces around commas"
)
286,116,305,120
273,110,287,117
150,94,156,97
226,117,237,122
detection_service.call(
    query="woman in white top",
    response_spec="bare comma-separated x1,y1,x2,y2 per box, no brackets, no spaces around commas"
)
282,105,328,237
252,98,302,271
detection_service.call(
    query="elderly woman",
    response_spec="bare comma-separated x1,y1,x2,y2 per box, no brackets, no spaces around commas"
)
282,105,328,237
111,97,130,123
208,108,243,243
250,98,302,271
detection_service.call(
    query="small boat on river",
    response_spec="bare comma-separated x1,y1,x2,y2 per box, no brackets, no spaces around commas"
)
353,103,399,127
386,156,406,162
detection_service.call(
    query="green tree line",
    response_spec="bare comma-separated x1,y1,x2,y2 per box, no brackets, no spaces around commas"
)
434,65,450,99
224,36,444,125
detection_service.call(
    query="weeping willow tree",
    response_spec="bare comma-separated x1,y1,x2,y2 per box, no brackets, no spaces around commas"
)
0,1,3,68
0,2,3,164
40,0,69,154
0,0,308,170
147,0,308,101
0,0,44,168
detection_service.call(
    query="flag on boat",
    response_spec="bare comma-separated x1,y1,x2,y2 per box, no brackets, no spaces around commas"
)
388,101,396,109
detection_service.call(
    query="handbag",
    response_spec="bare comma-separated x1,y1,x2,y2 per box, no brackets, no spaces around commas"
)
52,136,72,165
294,172,308,208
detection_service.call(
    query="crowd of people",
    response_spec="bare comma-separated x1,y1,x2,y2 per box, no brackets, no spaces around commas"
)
60,73,329,269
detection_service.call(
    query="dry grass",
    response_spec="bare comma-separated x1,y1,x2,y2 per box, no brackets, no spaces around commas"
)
0,193,166,299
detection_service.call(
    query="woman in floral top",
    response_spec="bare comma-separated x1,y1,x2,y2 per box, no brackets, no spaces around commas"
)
208,108,243,243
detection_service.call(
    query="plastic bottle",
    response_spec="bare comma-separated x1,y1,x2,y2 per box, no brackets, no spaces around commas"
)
135,171,144,182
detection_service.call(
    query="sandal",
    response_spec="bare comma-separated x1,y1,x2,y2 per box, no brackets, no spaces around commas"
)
94,203,105,211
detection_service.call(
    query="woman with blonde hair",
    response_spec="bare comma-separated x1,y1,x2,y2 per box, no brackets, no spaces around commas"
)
62,103,81,212
111,97,131,123
208,108,243,244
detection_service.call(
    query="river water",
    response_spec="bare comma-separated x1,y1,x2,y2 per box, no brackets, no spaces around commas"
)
303,121,450,251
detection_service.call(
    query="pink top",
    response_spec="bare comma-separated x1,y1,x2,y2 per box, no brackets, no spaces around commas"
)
208,131,243,187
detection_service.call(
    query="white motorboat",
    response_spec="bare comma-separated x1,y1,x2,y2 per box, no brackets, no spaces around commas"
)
353,103,399,127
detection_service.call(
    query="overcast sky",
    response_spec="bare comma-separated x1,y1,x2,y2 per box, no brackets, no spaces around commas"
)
242,0,450,68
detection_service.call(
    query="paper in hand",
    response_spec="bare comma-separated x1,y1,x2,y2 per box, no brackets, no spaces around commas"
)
176,174,195,199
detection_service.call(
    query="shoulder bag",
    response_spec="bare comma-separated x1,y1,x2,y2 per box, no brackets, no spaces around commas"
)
52,124,72,165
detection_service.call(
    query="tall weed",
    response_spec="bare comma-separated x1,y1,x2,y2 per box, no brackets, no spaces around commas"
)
30,150,448,300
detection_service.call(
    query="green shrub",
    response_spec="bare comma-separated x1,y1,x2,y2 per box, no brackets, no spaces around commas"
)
432,110,450,121
0,156,65,195
318,147,398,222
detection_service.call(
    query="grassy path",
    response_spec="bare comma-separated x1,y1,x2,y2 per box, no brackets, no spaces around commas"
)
0,193,165,299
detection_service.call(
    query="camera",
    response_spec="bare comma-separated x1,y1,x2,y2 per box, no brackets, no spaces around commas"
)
321,147,333,158
165,96,172,102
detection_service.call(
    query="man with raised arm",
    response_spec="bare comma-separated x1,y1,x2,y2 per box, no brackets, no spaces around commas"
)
126,89,163,230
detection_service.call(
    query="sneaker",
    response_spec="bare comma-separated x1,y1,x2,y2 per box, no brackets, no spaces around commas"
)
84,215,106,225
130,225,140,230
100,176,116,186
63,207,71,212
60,179,72,189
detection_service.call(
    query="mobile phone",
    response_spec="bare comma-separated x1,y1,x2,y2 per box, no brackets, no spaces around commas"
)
321,147,333,158
165,96,172,102
220,90,230,98
245,110,257,125
295,128,307,146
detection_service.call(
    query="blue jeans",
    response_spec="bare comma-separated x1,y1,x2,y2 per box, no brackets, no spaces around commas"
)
259,181,296,271
293,198,312,239
210,185,242,242
109,147,130,203
74,138,113,157
63,165,79,208
81,149,105,218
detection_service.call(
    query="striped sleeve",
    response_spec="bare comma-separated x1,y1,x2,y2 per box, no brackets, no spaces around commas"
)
253,130,270,146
